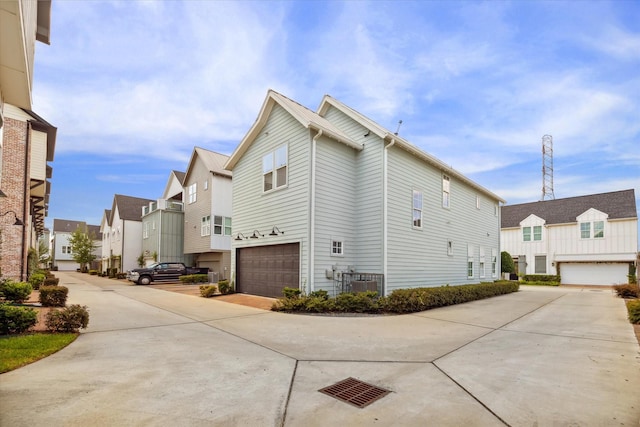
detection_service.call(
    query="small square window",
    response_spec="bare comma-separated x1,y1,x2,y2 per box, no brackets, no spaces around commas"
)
331,240,343,256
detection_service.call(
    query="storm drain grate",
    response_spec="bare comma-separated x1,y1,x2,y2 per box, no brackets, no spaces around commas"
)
318,377,391,408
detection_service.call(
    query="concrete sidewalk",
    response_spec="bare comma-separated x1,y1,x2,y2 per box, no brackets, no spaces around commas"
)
1,272,638,426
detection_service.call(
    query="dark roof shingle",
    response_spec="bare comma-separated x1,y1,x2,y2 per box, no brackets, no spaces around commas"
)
501,189,637,228
112,194,153,222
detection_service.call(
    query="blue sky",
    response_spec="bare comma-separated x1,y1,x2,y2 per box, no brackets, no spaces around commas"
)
33,0,640,230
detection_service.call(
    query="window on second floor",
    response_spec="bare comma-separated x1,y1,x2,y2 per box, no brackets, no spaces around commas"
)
442,175,451,208
413,189,422,228
201,215,210,236
331,240,343,256
143,222,149,239
188,183,197,204
580,221,604,239
263,145,288,192
213,216,232,236
523,226,542,242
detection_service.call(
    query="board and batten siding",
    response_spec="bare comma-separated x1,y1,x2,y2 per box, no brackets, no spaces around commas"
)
312,134,359,293
386,147,500,291
28,129,47,180
183,157,214,254
230,104,311,291
321,106,384,275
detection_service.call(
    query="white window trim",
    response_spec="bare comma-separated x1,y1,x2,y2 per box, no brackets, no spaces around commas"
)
467,244,474,278
580,221,605,239
476,196,480,210
491,248,497,278
447,240,453,256
442,174,451,209
331,239,344,256
412,189,423,229
188,183,197,204
263,144,288,193
201,215,211,237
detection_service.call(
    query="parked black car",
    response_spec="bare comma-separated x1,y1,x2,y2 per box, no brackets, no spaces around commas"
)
126,262,209,285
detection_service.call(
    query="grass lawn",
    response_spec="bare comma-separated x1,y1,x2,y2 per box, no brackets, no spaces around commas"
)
0,333,78,374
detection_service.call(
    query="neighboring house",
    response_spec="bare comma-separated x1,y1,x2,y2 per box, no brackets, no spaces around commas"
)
51,219,101,271
501,189,638,285
102,194,153,273
99,209,112,272
183,147,232,280
141,170,190,266
0,0,53,281
224,90,504,297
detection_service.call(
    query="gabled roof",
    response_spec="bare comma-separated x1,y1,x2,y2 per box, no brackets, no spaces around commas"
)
101,209,112,227
183,147,231,185
87,224,102,240
53,219,85,233
163,170,186,200
225,90,361,170
111,194,153,222
317,94,505,203
172,170,186,184
501,189,637,228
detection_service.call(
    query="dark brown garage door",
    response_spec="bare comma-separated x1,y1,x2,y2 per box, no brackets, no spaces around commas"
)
236,243,300,298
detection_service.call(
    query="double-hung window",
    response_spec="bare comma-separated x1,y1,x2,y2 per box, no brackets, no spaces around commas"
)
201,215,211,236
491,248,497,277
188,183,197,204
467,245,474,278
213,216,232,236
533,226,542,241
580,222,590,239
523,227,531,241
580,221,605,239
442,175,451,208
413,189,423,228
523,226,542,242
263,145,288,192
594,221,604,238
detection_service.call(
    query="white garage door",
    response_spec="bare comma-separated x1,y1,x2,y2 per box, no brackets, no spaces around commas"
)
561,263,628,286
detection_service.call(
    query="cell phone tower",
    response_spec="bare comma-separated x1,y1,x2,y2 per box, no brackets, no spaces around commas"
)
541,134,555,200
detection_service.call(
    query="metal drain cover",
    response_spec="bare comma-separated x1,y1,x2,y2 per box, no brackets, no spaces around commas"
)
319,377,391,408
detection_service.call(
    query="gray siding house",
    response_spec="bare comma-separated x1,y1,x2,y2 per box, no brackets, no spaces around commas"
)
183,147,232,280
224,90,505,298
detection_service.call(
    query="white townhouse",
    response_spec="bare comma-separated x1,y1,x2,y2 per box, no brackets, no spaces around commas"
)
51,219,101,271
224,90,505,298
501,189,638,285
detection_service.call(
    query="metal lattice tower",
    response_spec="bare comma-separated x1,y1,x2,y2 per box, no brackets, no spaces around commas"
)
541,134,555,201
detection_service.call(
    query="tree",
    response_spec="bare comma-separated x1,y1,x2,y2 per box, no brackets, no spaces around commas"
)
501,251,515,274
68,226,97,272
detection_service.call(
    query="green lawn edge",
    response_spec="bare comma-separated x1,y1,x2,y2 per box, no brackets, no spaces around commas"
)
0,333,78,374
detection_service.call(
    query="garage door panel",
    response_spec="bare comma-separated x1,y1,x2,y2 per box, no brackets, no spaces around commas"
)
237,243,300,298
561,263,628,286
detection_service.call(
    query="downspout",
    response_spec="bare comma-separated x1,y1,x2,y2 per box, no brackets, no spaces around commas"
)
383,137,395,296
21,123,31,280
309,129,322,293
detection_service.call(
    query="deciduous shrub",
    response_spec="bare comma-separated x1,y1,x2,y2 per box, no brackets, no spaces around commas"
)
0,303,37,335
614,283,639,298
282,287,301,299
29,273,46,290
334,291,379,313
39,285,68,307
199,285,218,298
1,281,33,303
218,280,232,295
626,299,640,324
179,274,209,284
43,277,59,286
45,305,89,332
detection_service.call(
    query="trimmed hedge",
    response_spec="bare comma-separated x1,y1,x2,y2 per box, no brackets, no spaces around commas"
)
39,286,69,307
1,281,33,303
523,275,560,282
273,282,520,314
382,281,520,314
0,303,37,335
45,305,90,332
218,280,232,294
627,299,640,324
43,277,60,286
179,274,209,284
29,273,46,290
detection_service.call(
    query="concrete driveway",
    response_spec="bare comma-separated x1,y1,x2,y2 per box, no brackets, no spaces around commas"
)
1,272,639,426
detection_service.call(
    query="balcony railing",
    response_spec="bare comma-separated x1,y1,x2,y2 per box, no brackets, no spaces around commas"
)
142,199,184,216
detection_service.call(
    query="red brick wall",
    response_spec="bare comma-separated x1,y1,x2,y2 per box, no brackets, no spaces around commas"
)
0,116,28,280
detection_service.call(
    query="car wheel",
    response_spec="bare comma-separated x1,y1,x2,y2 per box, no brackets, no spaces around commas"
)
139,276,151,285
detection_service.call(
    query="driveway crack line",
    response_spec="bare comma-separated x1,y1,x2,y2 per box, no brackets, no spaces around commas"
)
280,360,298,427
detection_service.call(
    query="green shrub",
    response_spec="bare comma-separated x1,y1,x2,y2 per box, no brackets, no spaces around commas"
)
89,270,98,275
43,277,59,286
309,289,329,300
218,280,232,294
45,305,89,332
614,284,639,298
179,274,209,284
0,303,37,335
334,291,380,313
282,287,301,299
501,251,515,274
382,282,519,314
521,280,560,287
523,275,560,283
28,273,46,290
199,285,218,298
626,299,640,324
2,281,33,303
39,285,68,307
